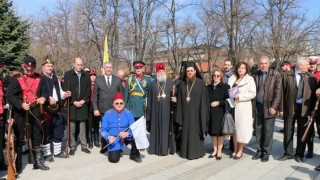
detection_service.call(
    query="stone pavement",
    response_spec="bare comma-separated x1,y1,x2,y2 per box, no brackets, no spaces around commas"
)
1,118,320,180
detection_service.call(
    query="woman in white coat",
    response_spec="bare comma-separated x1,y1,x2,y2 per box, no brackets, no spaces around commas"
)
228,61,256,159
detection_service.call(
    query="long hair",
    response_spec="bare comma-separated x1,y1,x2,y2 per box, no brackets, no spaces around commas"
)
234,61,250,79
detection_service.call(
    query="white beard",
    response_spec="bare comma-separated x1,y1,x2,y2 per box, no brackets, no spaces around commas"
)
157,74,167,83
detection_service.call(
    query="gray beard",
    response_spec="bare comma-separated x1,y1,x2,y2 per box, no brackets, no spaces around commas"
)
157,74,167,83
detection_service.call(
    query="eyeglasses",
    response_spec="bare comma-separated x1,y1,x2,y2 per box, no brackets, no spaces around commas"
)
115,102,124,105
213,75,220,77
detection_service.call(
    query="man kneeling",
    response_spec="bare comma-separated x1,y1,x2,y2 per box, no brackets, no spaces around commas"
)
100,93,135,163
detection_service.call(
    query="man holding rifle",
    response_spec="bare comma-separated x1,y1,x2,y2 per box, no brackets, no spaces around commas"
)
278,57,317,163
7,56,49,173
100,92,135,163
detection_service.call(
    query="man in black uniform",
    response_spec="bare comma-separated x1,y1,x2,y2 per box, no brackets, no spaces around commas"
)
7,56,49,173
41,58,71,162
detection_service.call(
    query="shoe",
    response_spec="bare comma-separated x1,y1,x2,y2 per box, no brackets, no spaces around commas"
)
315,165,320,171
252,151,262,160
130,156,142,163
306,151,313,158
278,155,293,161
45,155,54,162
54,152,69,158
89,143,93,149
81,148,91,154
278,129,284,133
229,153,236,158
100,147,108,154
294,155,303,163
69,150,75,156
208,154,216,158
216,156,222,160
33,149,49,170
234,154,243,160
260,154,269,162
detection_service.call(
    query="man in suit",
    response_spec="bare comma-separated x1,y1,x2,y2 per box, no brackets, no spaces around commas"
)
278,57,317,163
252,56,281,162
93,62,123,153
63,57,91,156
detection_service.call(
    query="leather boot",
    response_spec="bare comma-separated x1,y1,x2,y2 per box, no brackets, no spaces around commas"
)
88,129,93,149
306,136,314,158
94,130,99,147
16,145,23,174
33,148,49,170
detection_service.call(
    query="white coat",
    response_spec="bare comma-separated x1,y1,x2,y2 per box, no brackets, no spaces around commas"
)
228,74,256,143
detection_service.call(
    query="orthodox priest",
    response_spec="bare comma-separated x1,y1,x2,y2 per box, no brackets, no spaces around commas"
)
176,61,209,160
146,63,176,156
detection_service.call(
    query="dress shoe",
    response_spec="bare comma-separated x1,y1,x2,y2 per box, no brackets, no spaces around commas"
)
100,148,108,154
130,156,142,163
294,155,303,163
260,154,269,162
69,149,75,156
278,155,293,161
278,129,284,133
81,147,91,154
315,165,320,171
306,151,313,158
54,152,69,158
208,154,216,158
234,154,243,160
216,156,222,160
45,155,54,162
229,153,236,158
252,151,262,160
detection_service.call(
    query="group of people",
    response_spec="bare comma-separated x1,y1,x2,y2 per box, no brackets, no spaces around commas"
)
0,54,320,179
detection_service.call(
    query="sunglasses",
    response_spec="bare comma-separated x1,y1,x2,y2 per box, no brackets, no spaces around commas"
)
213,75,220,77
115,102,124,105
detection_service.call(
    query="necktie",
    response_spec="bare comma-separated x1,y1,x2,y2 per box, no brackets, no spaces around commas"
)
296,73,304,99
257,73,266,103
107,76,111,88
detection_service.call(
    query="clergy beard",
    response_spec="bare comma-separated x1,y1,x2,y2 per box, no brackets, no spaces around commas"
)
186,74,196,85
157,74,167,83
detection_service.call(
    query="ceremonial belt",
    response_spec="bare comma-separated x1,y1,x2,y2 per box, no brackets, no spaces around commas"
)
130,92,144,97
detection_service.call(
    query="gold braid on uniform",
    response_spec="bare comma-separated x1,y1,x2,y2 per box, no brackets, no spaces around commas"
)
128,76,137,93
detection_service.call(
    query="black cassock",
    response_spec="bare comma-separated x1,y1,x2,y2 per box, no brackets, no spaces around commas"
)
147,78,176,155
176,78,209,160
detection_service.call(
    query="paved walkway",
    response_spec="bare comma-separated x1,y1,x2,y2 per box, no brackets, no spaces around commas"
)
1,118,320,180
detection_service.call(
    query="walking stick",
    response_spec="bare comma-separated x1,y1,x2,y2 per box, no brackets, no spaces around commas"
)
302,96,320,142
65,82,70,157
102,127,130,150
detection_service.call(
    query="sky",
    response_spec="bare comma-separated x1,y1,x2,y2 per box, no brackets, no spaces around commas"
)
11,0,320,19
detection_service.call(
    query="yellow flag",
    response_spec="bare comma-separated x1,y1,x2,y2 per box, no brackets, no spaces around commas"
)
103,35,109,62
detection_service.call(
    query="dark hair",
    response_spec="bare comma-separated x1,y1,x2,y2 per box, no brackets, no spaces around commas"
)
224,60,232,65
234,61,250,79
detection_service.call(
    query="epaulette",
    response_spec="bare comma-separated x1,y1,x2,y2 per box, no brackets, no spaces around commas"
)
107,110,111,114
126,109,130,113
144,75,151,77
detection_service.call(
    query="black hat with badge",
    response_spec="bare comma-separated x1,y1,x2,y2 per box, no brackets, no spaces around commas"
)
24,56,37,70
133,61,145,69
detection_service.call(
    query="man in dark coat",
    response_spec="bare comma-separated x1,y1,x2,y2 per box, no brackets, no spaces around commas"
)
63,57,91,155
278,57,317,163
176,61,209,160
7,56,49,172
252,56,282,162
146,63,176,156
92,62,123,153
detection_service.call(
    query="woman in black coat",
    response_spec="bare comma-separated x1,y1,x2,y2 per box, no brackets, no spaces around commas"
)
207,68,230,160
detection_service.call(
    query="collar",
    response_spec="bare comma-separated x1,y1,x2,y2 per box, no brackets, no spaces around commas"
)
136,74,143,79
43,72,54,79
74,69,82,75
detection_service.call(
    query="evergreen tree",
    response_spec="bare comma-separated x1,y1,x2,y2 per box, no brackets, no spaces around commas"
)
0,0,30,72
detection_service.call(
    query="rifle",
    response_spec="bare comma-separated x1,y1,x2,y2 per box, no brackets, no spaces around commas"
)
65,82,70,157
25,96,35,164
6,108,17,179
302,96,320,142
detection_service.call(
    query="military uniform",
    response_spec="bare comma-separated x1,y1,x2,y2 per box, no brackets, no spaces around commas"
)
7,56,49,172
124,73,151,118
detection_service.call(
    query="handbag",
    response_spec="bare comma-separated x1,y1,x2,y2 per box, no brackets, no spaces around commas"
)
222,102,235,135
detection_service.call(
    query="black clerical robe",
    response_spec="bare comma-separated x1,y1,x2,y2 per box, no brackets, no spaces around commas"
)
147,78,176,155
176,77,209,160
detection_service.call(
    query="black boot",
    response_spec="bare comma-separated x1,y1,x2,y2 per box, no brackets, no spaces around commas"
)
306,136,314,158
94,130,99,147
16,145,23,174
33,149,49,170
88,129,93,149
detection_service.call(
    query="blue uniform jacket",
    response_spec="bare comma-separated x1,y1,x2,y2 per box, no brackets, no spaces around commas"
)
100,108,135,151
